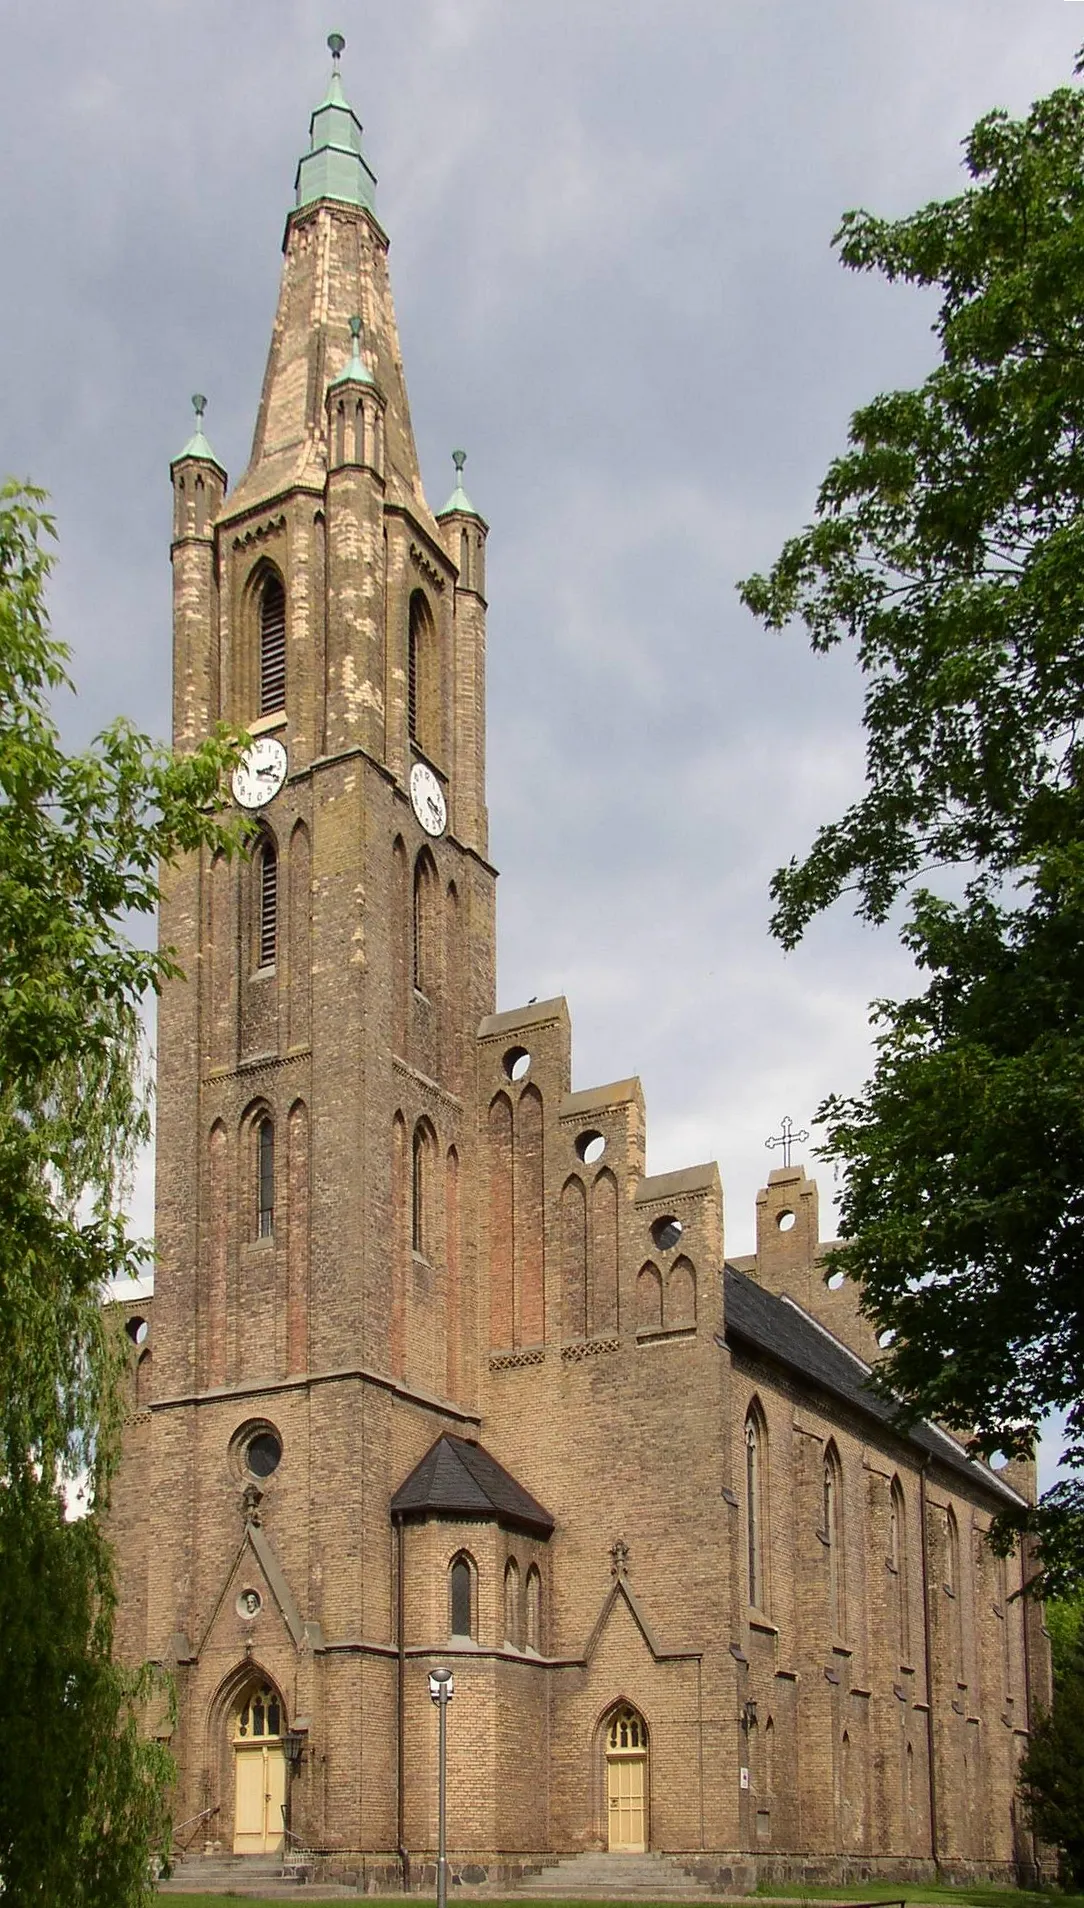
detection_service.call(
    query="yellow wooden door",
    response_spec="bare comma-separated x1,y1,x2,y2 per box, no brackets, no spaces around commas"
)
607,1752,646,1852
233,1745,286,1853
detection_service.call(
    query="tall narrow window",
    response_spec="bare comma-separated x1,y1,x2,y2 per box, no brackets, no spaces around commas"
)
257,1118,275,1239
412,1122,427,1256
408,592,437,757
259,573,286,715
889,1476,909,1661
745,1406,767,1610
504,1558,521,1648
824,1442,844,1636
450,1555,472,1638
413,851,436,995
945,1505,964,1680
258,841,278,968
525,1565,541,1653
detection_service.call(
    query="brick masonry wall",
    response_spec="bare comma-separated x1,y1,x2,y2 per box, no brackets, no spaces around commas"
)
107,171,1049,1886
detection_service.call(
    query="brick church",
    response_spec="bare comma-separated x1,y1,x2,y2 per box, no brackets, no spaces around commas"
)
111,40,1049,1887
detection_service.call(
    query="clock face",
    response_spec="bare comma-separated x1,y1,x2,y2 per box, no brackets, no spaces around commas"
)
232,736,288,810
410,761,447,837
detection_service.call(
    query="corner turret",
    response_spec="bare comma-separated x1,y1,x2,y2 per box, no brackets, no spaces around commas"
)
169,395,226,751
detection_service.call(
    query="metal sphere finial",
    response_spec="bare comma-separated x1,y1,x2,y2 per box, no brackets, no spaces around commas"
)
192,393,207,420
328,31,345,60
349,314,362,340
452,448,467,474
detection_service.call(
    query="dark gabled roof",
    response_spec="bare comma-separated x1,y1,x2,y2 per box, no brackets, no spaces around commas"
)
723,1266,1025,1510
390,1434,555,1537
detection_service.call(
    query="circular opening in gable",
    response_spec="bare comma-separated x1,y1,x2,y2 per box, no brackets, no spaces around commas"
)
651,1215,683,1252
826,1268,846,1291
125,1315,149,1345
877,1327,896,1349
776,1210,796,1233
236,1588,263,1619
503,1046,531,1083
576,1130,606,1165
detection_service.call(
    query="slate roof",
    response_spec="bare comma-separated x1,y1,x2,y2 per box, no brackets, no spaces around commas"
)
390,1434,555,1537
723,1266,1025,1510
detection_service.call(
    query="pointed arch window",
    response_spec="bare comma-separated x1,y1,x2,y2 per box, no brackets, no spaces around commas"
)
413,851,437,996
450,1554,473,1639
257,840,278,969
525,1565,541,1653
823,1442,844,1636
257,1118,275,1239
408,591,438,758
745,1405,768,1612
504,1557,521,1649
259,573,286,715
889,1476,909,1661
412,1121,434,1258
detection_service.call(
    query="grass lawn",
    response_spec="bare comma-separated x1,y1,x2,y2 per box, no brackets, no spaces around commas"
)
163,1895,1084,1908
754,1890,1083,1908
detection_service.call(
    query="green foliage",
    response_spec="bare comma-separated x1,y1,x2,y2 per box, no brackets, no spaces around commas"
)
1047,1590,1084,1685
0,482,244,1903
1018,1628,1084,1888
738,59,1084,1589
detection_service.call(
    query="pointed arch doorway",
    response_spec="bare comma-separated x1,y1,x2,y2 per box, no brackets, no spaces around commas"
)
231,1681,286,1854
605,1705,648,1852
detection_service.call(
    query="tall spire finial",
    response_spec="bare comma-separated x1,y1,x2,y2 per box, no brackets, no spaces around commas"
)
328,31,345,64
172,391,222,470
437,448,483,520
328,314,376,389
295,30,376,213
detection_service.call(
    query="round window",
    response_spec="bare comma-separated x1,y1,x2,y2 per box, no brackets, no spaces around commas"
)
246,1430,282,1478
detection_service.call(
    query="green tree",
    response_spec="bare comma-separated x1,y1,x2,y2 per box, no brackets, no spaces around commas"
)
0,482,242,1903
739,57,1084,1590
1018,1595,1084,1885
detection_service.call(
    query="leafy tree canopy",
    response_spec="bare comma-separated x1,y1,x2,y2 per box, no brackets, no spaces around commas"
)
739,58,1084,1591
0,482,243,1902
1019,1606,1084,1887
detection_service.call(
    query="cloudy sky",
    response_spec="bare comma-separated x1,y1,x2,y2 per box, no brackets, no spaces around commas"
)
2,2,1078,1479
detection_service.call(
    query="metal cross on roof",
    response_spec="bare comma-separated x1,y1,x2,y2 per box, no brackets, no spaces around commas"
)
765,1115,809,1169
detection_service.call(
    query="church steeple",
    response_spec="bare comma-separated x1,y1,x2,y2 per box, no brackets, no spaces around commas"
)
227,35,427,520
294,33,378,214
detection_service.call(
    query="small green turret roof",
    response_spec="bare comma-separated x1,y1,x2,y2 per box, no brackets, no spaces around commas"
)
437,449,482,519
329,314,377,389
295,34,377,214
172,394,223,468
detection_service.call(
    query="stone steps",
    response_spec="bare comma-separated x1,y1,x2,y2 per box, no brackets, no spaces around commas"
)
511,1851,718,1898
158,1852,357,1898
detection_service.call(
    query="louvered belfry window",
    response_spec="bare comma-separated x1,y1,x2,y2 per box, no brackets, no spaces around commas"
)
259,574,286,715
259,844,278,968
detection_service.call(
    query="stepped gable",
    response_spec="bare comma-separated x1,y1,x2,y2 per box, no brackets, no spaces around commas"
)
723,1265,1025,1505
391,1432,555,1537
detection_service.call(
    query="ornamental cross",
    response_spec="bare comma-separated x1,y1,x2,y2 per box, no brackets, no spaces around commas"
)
765,1115,808,1169
610,1537,629,1579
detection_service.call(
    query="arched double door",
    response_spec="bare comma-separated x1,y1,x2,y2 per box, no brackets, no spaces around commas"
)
605,1705,648,1852
232,1683,286,1855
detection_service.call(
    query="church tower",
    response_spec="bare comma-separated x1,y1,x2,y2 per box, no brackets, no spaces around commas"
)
116,39,504,1856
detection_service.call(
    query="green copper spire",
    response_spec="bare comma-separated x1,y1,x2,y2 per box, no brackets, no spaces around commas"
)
329,314,377,388
173,393,221,465
295,33,377,213
437,449,481,518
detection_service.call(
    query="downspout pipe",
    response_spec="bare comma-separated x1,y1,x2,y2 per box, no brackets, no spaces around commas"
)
395,1514,410,1891
919,1460,940,1875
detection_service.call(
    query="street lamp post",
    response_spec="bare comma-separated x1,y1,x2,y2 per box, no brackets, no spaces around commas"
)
428,1667,454,1908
